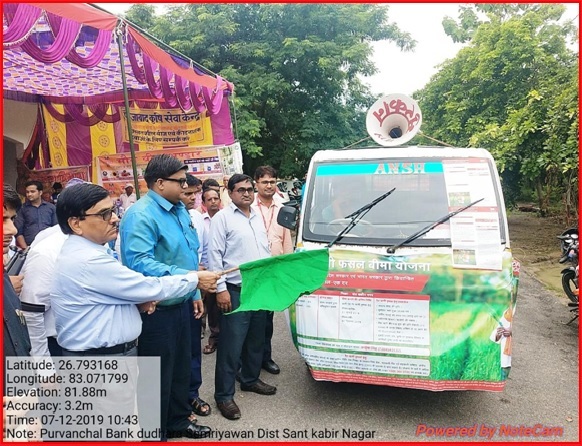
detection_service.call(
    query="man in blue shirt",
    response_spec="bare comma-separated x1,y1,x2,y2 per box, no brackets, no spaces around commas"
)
208,174,276,421
120,154,213,440
15,180,57,249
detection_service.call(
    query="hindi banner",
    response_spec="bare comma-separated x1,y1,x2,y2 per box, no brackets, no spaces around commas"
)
96,145,242,199
120,106,213,150
27,166,91,201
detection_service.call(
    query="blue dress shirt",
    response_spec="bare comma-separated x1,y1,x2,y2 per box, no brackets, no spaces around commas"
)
208,203,271,293
14,201,57,245
120,190,201,306
50,235,200,351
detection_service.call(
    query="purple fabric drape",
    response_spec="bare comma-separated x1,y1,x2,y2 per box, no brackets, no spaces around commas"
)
202,75,225,115
3,3,42,48
126,32,147,84
189,81,207,114
175,75,193,112
131,101,160,109
21,12,81,64
143,52,163,99
210,96,235,145
45,12,112,68
160,66,178,108
44,102,120,125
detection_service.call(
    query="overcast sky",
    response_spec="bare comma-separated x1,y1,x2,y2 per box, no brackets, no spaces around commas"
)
97,3,579,97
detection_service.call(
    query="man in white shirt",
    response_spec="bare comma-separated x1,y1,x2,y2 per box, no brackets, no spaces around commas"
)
200,188,222,354
208,174,275,420
53,182,218,439
19,177,88,362
251,166,293,375
119,183,137,214
219,174,232,207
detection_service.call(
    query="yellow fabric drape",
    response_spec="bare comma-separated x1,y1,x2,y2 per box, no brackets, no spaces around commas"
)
42,104,68,167
90,106,117,183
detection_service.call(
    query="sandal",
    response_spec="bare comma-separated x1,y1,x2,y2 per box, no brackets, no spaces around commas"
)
203,344,217,355
191,397,211,416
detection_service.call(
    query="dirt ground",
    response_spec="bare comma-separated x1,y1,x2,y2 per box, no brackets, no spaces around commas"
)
508,210,577,297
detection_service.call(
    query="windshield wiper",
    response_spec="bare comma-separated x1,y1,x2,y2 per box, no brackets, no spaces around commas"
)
386,198,484,253
328,188,396,248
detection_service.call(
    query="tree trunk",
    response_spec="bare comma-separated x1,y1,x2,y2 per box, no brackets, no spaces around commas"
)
535,178,547,217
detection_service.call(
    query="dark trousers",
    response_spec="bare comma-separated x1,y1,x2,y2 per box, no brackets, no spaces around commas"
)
204,292,220,346
214,285,266,403
263,311,274,363
189,310,202,401
137,301,191,438
47,336,63,357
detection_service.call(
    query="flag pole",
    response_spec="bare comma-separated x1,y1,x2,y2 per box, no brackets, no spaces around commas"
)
219,266,239,276
115,21,141,199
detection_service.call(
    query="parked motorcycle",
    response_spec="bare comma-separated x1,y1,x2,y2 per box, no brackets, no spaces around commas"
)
557,228,578,324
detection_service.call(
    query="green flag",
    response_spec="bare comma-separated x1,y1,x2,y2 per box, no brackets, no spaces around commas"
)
229,249,329,314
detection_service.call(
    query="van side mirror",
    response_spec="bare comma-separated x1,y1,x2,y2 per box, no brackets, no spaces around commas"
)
277,205,298,230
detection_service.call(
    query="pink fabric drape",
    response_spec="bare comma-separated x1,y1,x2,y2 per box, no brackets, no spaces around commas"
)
189,81,207,114
143,52,164,99
160,66,178,108
46,12,110,68
44,102,120,126
175,75,193,112
202,75,225,115
3,3,42,48
116,23,228,114
126,32,147,84
20,12,82,64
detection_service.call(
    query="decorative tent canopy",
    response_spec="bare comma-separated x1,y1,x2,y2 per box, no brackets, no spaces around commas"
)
3,2,234,115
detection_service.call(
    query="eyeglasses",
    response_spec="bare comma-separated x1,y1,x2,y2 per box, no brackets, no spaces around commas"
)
235,187,255,195
83,207,116,221
161,177,188,187
258,180,277,186
160,178,187,187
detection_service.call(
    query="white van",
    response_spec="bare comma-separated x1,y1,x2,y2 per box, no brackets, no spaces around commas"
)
279,146,519,391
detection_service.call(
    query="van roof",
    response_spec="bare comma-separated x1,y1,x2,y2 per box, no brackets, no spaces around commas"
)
311,146,494,162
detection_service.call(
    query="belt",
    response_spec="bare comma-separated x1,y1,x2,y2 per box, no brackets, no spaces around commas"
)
226,282,242,292
83,339,138,355
155,301,187,311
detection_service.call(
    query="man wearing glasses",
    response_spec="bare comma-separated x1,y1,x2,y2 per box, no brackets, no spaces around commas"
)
251,166,293,376
50,182,218,439
120,154,216,439
208,173,276,421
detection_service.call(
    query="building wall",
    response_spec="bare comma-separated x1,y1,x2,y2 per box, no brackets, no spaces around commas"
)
3,99,37,158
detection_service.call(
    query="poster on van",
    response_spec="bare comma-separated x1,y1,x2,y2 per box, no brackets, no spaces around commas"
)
289,248,519,391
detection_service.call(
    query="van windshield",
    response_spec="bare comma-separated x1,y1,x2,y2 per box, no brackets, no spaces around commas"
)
302,157,506,247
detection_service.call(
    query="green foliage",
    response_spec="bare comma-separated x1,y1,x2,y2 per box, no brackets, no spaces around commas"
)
124,4,415,178
417,4,578,217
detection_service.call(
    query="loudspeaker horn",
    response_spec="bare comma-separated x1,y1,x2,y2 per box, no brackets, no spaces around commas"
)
366,93,422,147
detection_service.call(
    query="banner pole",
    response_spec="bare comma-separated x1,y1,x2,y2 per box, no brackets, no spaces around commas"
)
115,22,141,199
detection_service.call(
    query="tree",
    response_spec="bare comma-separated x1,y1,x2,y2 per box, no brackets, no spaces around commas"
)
416,4,578,216
125,4,415,178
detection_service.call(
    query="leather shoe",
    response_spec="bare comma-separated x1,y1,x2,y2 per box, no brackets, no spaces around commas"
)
167,422,211,439
262,359,280,374
217,399,241,420
240,379,277,395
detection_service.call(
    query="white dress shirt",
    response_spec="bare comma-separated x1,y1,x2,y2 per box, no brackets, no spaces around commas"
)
51,235,200,351
208,203,270,292
19,225,67,357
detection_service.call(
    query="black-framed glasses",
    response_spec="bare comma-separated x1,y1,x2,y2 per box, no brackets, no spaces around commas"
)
161,177,188,187
83,207,116,221
258,180,277,186
235,187,255,195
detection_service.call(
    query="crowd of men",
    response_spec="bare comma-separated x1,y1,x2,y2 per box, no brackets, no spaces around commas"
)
3,154,293,440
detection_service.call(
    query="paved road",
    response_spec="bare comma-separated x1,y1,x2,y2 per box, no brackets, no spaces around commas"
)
188,269,578,442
